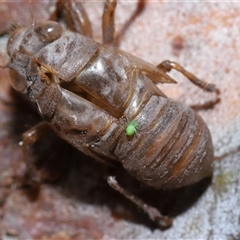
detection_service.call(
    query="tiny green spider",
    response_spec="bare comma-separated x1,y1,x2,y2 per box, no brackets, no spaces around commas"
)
125,121,137,136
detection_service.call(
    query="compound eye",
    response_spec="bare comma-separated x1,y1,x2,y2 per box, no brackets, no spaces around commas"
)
9,69,27,92
34,21,63,43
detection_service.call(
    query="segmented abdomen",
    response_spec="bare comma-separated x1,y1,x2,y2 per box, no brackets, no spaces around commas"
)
114,95,213,189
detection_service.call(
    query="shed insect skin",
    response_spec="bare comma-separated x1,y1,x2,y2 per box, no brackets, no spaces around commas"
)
7,0,220,228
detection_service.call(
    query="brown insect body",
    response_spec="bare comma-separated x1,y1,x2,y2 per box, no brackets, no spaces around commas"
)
7,20,213,189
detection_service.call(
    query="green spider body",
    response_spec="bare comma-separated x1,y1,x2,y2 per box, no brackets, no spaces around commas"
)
125,121,137,136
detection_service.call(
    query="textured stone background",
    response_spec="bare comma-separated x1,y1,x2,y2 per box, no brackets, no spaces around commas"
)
0,1,239,239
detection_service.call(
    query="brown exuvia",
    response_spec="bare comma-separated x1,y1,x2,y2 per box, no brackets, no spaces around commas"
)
6,0,220,228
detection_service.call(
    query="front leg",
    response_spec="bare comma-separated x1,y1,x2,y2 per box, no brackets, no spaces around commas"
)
51,0,92,37
20,121,51,185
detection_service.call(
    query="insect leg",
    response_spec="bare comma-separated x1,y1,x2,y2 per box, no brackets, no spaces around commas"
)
102,0,117,44
114,0,146,46
157,60,220,109
52,0,92,37
20,121,52,185
107,176,173,228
